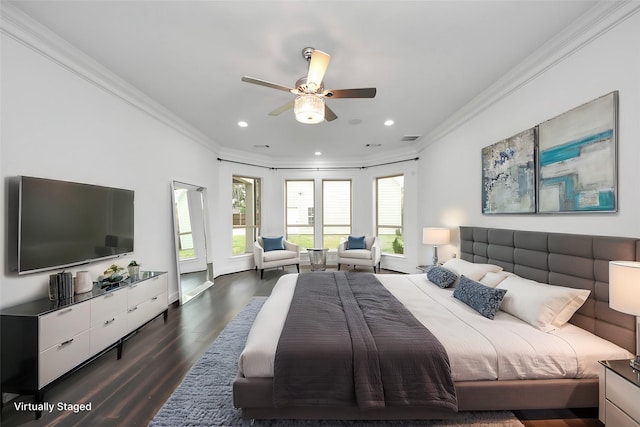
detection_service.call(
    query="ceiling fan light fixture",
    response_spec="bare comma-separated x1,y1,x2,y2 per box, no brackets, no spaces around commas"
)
294,94,325,124
242,48,376,124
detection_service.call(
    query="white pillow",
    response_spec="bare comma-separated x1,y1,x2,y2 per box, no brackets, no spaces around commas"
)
442,258,503,281
496,276,591,332
479,271,513,288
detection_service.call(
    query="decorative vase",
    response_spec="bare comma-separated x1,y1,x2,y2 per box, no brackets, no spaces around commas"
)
128,266,140,277
74,271,93,294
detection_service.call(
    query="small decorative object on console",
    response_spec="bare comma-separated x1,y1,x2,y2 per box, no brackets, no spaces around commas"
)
100,264,125,282
74,271,92,294
98,264,128,289
48,272,73,300
127,260,140,277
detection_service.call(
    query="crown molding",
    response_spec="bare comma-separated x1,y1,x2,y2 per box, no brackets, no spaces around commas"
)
417,0,640,151
1,2,221,153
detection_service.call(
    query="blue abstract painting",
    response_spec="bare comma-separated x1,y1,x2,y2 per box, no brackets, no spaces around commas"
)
482,128,536,214
538,92,617,213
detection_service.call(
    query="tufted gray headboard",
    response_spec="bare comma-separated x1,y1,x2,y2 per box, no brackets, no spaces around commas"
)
459,226,639,353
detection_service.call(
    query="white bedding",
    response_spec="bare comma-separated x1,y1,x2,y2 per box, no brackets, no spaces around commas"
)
239,273,632,381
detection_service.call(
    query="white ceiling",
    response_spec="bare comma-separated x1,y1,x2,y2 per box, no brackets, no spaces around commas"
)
8,0,600,165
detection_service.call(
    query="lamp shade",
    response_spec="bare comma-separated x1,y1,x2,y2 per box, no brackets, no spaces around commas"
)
609,261,640,316
294,94,324,124
422,227,450,246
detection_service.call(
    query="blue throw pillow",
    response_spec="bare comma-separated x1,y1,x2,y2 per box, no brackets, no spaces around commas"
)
347,235,366,250
262,236,284,252
427,266,458,288
453,276,507,319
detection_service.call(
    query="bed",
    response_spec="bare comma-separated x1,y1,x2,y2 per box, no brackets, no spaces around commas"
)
233,226,639,420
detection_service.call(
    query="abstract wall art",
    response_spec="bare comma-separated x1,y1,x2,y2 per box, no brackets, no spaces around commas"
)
482,127,536,214
537,91,618,213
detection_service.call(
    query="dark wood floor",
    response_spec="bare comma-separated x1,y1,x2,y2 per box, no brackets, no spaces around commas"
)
1,266,603,427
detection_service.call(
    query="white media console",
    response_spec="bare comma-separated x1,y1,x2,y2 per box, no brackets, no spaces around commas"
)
0,271,168,418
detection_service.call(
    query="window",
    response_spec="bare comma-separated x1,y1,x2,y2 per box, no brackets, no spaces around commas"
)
286,180,314,248
232,176,261,255
322,180,351,248
376,175,404,255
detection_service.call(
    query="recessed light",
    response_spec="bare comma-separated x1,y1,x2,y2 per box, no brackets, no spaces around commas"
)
314,151,322,156
384,119,395,126
238,121,248,128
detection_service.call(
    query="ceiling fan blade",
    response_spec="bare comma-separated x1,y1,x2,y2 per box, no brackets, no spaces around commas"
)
268,100,295,116
324,104,338,122
241,76,295,93
323,88,377,99
306,50,331,89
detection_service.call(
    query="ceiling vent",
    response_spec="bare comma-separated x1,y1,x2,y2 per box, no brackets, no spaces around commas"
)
400,135,421,142
253,144,270,149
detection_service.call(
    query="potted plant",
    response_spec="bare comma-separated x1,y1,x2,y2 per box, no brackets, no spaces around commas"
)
127,260,140,277
100,264,125,282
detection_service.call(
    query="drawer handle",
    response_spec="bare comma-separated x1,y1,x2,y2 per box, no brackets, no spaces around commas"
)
58,338,74,348
130,284,138,289
152,276,159,281
104,292,115,298
152,296,158,301
104,318,115,325
58,308,73,315
128,307,138,313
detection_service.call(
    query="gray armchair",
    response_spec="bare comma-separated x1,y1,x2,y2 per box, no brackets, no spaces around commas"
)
253,237,300,279
337,236,381,273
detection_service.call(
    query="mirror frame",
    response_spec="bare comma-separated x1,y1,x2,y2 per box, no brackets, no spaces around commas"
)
171,181,214,305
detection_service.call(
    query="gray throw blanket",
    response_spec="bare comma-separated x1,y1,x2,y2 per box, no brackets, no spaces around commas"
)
273,272,457,411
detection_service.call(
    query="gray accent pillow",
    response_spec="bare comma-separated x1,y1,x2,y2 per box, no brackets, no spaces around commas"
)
426,266,458,288
453,276,507,319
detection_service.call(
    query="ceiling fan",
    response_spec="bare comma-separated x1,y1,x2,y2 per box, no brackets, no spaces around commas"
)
241,47,376,124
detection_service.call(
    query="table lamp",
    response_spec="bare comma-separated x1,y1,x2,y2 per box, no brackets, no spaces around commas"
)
609,260,640,370
422,227,450,266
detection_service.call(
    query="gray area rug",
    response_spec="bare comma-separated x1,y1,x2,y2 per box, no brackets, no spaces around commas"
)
150,297,523,427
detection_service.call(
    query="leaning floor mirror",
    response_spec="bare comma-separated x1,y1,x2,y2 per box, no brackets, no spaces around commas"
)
171,181,214,304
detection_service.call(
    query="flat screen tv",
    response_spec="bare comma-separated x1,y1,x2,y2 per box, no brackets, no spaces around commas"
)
16,176,134,275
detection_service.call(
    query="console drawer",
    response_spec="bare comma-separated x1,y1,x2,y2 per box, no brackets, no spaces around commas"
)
39,301,90,352
90,312,126,356
91,290,126,327
39,329,90,388
127,292,166,332
149,292,168,314
127,275,166,308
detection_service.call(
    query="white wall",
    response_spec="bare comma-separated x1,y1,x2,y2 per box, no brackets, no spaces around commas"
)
1,33,220,308
417,11,640,264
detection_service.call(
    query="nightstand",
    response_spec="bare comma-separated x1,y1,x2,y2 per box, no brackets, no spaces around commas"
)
600,359,640,426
